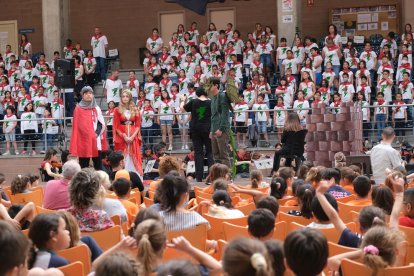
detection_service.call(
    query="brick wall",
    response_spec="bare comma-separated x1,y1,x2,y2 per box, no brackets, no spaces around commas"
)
0,0,44,54
69,0,277,69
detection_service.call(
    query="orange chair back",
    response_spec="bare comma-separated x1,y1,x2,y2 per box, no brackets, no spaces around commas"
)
273,221,287,241
287,222,356,242
148,190,155,200
129,191,142,205
203,214,247,240
223,222,248,241
216,239,228,260
328,241,357,257
400,225,414,265
337,202,368,223
3,186,12,200
278,211,315,226
81,225,122,251
336,194,356,203
105,193,117,199
341,258,414,275
196,190,213,200
22,229,29,237
10,189,43,206
277,196,294,206
58,261,84,276
58,244,91,275
144,197,154,207
166,223,208,251
36,205,55,214
234,202,256,216
110,215,121,225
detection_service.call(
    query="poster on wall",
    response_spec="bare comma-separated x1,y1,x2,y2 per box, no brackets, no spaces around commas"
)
282,0,293,12
381,21,389,31
357,14,371,23
357,24,368,31
371,13,379,22
282,15,293,23
368,23,378,31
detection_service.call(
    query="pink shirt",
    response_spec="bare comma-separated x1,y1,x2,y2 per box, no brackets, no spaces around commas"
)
43,179,70,210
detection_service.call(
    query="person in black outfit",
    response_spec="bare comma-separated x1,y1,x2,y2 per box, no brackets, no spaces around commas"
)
182,87,214,182
107,151,144,194
272,113,308,173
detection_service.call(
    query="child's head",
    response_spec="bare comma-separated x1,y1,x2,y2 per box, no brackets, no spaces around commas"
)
11,175,30,195
27,174,40,187
333,92,340,102
277,167,295,186
305,166,324,186
395,92,402,102
112,178,132,198
320,168,341,184
296,183,315,219
269,176,287,200
212,190,233,209
57,211,80,248
371,185,394,215
257,94,264,102
0,221,30,276
95,252,139,276
223,237,273,276
250,170,263,188
213,178,228,192
128,208,162,237
248,208,275,240
284,228,328,276
402,187,414,218
376,92,384,101
286,50,293,59
256,196,279,217
311,193,338,222
264,240,285,276
291,179,305,196
280,37,287,46
6,104,15,115
313,91,321,101
28,213,70,267
361,226,405,274
353,175,371,198
359,206,386,233
340,166,359,186
208,163,230,182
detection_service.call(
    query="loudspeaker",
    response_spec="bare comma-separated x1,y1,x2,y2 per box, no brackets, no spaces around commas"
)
55,59,75,88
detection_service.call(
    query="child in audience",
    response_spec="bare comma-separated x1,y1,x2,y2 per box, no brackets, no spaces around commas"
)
264,240,285,276
284,228,328,276
308,193,338,229
203,190,244,219
339,166,359,193
347,175,372,206
95,252,139,276
248,208,275,241
28,213,71,269
287,183,314,219
112,178,139,225
371,185,394,215
249,169,268,188
399,187,414,227
256,196,279,217
11,175,31,195
321,168,352,199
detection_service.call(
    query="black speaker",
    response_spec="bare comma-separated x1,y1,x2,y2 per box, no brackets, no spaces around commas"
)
55,59,75,88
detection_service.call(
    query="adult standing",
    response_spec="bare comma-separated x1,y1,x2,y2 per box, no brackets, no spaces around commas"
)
146,28,164,60
272,113,307,174
70,86,108,170
91,27,108,82
370,127,403,185
208,78,231,168
20,34,32,58
182,87,214,182
113,90,143,175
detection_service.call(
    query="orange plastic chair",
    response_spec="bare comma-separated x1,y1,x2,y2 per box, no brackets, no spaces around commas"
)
234,202,256,216
328,241,357,257
400,225,414,265
278,211,315,226
341,258,414,276
287,222,356,242
3,186,12,200
81,225,122,251
58,244,91,275
148,190,155,200
144,197,154,207
337,201,368,223
58,261,84,276
216,239,228,260
336,194,356,203
196,190,213,200
341,185,355,194
277,196,294,206
223,222,249,241
167,223,208,252
273,221,287,241
36,205,55,214
10,189,43,206
129,190,142,205
202,214,247,240
105,193,117,199
279,205,299,213
110,215,129,236
22,229,29,237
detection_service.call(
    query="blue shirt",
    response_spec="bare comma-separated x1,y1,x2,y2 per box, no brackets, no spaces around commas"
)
338,228,361,248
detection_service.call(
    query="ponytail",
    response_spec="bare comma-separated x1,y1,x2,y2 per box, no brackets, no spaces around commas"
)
297,184,315,219
251,178,259,189
137,234,158,275
270,177,286,199
250,170,263,189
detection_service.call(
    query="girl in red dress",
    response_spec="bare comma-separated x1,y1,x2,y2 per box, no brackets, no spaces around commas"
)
113,90,143,175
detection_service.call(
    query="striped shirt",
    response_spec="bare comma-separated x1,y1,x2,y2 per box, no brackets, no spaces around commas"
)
159,210,210,232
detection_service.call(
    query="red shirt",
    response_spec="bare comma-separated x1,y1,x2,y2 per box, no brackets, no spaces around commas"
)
399,216,414,227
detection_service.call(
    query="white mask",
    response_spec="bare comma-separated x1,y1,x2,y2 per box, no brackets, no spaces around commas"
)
402,60,408,64
343,78,348,82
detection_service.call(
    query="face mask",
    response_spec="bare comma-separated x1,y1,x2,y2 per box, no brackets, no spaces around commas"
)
343,78,348,82
402,60,408,64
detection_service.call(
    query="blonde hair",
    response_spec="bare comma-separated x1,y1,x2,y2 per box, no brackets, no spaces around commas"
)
283,113,302,132
57,211,80,248
94,171,111,208
361,226,405,276
305,166,325,185
117,90,138,117
135,219,166,275
250,170,263,188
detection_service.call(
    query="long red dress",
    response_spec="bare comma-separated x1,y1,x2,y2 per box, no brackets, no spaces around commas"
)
113,108,143,175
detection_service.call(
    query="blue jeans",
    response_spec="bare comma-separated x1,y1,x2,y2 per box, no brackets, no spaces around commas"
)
260,54,271,68
376,114,386,141
332,65,340,77
65,92,75,118
315,72,322,86
95,57,106,81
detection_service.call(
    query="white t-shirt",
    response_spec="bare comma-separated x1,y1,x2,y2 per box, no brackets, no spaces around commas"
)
141,108,155,128
234,103,249,122
359,51,377,70
292,46,305,63
377,78,393,102
338,83,355,102
91,35,108,58
126,79,139,98
51,99,64,119
274,105,287,127
323,46,341,66
282,58,299,74
158,99,175,121
83,57,97,73
256,43,272,55
33,95,48,115
20,112,38,132
252,103,268,122
276,46,290,60
293,100,309,122
146,36,164,54
3,114,17,133
392,102,406,119
399,81,414,100
104,78,123,103
356,84,371,102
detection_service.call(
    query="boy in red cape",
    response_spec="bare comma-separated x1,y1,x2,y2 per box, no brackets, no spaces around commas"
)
70,86,108,169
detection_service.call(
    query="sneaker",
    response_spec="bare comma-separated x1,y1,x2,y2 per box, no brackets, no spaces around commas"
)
181,145,185,150
184,145,189,150
168,145,173,151
40,150,46,154
32,150,37,155
2,151,10,156
21,150,27,155
15,151,19,155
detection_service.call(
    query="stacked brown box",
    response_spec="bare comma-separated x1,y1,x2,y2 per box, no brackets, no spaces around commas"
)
305,102,363,167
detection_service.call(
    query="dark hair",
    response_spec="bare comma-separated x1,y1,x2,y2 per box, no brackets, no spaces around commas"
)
353,175,371,198
297,161,314,179
371,185,394,215
128,208,162,237
311,193,338,222
5,104,15,113
292,179,305,196
0,221,30,275
95,252,139,276
212,190,233,209
69,168,100,209
284,228,328,276
256,196,279,216
159,172,189,212
321,168,341,184
340,167,359,183
112,178,132,197
359,206,386,232
296,184,315,219
108,151,124,168
27,174,39,185
264,240,285,276
270,177,287,199
157,260,201,276
28,213,61,268
43,148,58,161
195,87,207,97
248,208,275,238
210,77,221,88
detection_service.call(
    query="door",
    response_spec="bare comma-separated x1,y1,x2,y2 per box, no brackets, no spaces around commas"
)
0,20,18,54
208,8,235,30
159,11,185,42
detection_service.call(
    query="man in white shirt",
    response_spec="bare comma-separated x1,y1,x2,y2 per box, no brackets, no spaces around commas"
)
91,27,108,82
370,127,402,185
103,70,123,105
